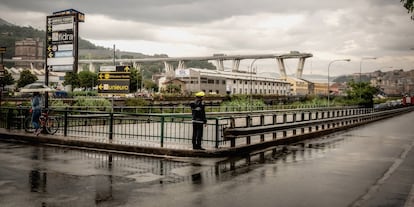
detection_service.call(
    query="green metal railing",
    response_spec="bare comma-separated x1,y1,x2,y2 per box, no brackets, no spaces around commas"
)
0,107,230,149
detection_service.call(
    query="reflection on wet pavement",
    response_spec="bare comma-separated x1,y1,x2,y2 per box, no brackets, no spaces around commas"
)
1,111,414,207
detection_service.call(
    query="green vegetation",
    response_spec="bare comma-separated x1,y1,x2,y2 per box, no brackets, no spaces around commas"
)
124,98,150,113
124,98,149,106
401,0,414,20
345,80,379,107
220,95,265,111
0,69,14,88
78,71,97,89
16,70,37,88
72,91,98,96
72,97,111,111
51,100,70,108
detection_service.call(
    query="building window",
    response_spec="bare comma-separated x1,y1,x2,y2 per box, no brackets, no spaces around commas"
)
222,80,226,84
208,79,214,84
233,80,236,84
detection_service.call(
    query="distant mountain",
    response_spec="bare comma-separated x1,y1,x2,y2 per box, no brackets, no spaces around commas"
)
0,18,13,26
0,18,148,61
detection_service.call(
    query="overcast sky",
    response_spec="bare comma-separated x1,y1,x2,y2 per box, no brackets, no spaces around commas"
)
1,0,414,76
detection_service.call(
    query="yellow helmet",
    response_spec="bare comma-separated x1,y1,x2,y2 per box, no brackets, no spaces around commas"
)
195,91,205,97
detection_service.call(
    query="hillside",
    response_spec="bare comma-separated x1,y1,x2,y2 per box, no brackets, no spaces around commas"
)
0,18,147,60
0,18,216,73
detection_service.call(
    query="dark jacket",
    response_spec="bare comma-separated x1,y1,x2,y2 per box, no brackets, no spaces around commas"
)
190,99,206,124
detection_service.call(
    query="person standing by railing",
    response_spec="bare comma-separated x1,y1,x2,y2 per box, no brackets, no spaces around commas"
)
190,92,207,150
31,92,42,135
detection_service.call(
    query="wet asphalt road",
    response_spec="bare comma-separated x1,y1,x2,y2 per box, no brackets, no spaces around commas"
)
0,112,414,207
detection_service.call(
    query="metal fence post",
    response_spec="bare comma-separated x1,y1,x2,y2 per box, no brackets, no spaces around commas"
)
109,112,113,140
6,108,12,130
215,118,219,148
64,109,68,136
160,116,165,147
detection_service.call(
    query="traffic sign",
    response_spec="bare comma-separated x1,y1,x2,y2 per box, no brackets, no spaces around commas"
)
97,79,130,93
116,65,131,72
100,65,116,72
98,72,130,80
49,65,73,72
46,13,78,72
0,47,6,54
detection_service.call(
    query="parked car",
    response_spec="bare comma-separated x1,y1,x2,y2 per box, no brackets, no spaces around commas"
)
53,91,68,98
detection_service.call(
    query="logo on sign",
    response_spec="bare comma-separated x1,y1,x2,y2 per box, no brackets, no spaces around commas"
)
52,32,74,42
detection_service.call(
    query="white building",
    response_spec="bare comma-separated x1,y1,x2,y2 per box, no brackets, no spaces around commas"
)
4,67,64,89
166,68,291,96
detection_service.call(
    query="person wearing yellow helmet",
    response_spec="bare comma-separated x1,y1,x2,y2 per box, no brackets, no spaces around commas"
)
190,91,207,150
195,91,205,97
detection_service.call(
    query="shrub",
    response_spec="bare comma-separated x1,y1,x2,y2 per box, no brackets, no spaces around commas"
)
73,97,111,111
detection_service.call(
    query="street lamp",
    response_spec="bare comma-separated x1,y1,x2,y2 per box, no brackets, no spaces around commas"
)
328,59,351,107
141,69,144,92
249,59,257,111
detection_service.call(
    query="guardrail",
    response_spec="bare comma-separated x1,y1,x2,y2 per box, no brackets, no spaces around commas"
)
222,107,414,148
1,105,413,154
0,107,230,149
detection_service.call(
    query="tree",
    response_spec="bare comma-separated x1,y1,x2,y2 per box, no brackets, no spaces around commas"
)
63,72,80,88
0,70,15,88
401,0,414,20
129,67,140,92
78,71,97,89
166,84,181,93
346,80,379,107
16,70,37,88
143,79,158,92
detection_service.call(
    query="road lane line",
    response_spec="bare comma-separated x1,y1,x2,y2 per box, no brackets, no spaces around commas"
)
351,140,414,207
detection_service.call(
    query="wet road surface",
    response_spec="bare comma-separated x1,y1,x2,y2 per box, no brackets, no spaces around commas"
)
1,112,414,207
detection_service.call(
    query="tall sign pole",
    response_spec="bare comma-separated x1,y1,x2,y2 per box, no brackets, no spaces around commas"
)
45,9,84,108
0,47,5,108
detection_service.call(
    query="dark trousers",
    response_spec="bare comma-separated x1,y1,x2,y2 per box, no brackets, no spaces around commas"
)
192,123,204,149
32,109,41,130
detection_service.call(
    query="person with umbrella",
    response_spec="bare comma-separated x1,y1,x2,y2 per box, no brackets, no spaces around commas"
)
31,92,42,135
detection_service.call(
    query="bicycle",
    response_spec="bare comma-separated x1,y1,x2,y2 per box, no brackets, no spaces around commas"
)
24,109,60,135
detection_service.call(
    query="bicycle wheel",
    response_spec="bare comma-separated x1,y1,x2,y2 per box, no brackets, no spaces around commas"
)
24,116,35,133
45,117,59,135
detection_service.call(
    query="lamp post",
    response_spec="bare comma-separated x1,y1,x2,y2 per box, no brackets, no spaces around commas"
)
249,59,257,111
141,69,144,92
328,59,351,107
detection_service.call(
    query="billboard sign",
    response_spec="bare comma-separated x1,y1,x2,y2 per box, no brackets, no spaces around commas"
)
46,15,75,72
46,10,84,73
175,68,190,77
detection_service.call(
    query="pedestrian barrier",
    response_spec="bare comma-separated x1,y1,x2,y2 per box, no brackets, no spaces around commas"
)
0,105,413,156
